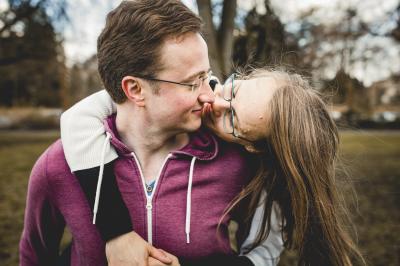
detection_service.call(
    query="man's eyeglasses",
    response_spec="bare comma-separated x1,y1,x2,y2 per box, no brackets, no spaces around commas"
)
135,70,213,93
222,73,252,143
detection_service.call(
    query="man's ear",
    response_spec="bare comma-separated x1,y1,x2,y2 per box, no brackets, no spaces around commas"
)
121,76,145,107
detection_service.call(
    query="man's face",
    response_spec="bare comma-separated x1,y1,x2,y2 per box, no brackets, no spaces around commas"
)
144,32,214,134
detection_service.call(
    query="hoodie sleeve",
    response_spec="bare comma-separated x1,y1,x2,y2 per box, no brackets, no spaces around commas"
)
19,150,66,266
60,89,118,172
240,197,285,266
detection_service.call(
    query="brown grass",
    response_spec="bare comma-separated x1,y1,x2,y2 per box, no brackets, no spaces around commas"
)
0,130,399,265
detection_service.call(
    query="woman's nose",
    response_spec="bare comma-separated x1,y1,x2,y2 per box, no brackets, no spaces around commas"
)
211,94,230,117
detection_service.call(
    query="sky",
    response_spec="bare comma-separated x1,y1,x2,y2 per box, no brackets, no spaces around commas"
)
1,0,399,85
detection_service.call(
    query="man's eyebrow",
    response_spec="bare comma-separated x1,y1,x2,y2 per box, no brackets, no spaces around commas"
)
180,68,211,83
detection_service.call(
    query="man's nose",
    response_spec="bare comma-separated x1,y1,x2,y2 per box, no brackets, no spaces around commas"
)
198,80,215,104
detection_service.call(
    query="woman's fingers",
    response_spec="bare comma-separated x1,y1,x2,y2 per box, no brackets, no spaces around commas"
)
148,246,172,264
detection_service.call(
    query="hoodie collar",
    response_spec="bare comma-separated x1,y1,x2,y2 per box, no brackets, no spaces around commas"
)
103,114,219,161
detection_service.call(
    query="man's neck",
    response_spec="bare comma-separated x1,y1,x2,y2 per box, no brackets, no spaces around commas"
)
115,110,189,162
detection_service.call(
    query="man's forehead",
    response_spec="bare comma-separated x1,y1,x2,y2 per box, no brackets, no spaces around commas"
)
157,33,210,79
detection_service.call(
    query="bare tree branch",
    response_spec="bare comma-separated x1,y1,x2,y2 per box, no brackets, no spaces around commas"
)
0,2,41,35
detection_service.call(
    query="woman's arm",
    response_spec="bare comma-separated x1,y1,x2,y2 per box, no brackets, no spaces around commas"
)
61,90,172,266
60,89,118,172
240,196,284,266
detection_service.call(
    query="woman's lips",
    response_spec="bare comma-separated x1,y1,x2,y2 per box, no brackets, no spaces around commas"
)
201,104,215,127
201,103,212,117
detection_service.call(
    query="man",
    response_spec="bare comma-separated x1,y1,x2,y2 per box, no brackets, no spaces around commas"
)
20,1,281,265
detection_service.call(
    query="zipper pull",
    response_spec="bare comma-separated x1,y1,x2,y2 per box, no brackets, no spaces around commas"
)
146,200,152,210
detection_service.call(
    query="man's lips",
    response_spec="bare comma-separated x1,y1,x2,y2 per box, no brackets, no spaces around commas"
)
192,104,212,116
192,108,202,114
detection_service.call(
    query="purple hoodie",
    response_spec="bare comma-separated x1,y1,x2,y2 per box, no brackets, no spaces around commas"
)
20,115,254,265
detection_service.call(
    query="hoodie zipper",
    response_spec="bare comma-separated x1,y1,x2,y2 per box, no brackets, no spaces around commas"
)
131,152,172,244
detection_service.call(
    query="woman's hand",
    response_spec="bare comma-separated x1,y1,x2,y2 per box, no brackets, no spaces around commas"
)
106,231,172,266
148,249,180,266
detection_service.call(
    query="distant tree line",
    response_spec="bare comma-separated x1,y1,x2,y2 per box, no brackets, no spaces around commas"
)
0,0,399,121
0,0,67,107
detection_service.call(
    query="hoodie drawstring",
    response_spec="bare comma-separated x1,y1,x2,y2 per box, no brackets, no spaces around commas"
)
92,132,112,224
185,156,196,244
91,135,197,243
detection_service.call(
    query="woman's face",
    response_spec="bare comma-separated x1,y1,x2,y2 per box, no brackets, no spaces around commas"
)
202,75,280,146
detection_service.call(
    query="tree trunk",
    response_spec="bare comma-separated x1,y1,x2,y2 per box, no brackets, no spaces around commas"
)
196,0,223,79
196,0,237,80
218,0,237,78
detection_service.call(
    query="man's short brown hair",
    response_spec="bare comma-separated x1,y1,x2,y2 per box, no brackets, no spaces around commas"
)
97,0,203,103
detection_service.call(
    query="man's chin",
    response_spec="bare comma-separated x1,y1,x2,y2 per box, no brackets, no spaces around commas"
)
186,118,202,132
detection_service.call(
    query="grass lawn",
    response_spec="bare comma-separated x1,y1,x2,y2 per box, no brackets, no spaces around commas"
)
0,130,399,266
338,131,400,266
0,131,60,265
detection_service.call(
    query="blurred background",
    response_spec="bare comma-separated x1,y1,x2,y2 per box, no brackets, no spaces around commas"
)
0,0,399,265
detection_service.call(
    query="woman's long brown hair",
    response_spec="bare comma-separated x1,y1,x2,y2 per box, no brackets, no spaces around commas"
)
223,69,365,265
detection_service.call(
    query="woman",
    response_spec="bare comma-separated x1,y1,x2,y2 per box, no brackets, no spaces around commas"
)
61,68,364,265
206,69,365,265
